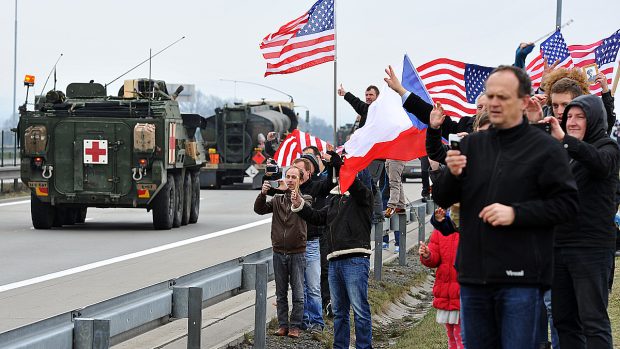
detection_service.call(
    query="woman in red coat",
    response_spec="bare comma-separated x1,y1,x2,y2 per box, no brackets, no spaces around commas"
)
419,207,463,349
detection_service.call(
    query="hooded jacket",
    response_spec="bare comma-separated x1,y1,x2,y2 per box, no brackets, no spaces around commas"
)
556,94,620,249
432,117,579,287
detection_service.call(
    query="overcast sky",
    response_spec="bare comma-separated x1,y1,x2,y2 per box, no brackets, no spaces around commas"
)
1,0,619,128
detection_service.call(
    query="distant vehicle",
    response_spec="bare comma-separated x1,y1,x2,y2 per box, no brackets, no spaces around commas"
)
198,101,298,189
402,159,422,182
19,77,207,230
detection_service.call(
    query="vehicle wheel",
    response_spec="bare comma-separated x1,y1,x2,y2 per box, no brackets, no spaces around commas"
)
189,171,200,224
76,206,87,224
153,173,175,230
172,173,183,228
31,194,54,229
181,171,191,226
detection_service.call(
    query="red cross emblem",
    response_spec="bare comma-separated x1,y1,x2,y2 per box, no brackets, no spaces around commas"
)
84,140,108,164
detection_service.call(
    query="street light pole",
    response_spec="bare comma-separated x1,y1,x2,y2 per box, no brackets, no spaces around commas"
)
556,0,562,29
12,0,18,126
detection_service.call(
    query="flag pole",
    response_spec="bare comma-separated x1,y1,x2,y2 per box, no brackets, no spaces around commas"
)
611,60,620,96
332,0,337,146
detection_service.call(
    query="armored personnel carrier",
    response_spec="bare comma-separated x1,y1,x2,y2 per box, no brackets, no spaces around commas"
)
19,78,206,230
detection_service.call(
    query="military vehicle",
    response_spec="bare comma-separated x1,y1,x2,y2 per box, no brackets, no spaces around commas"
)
199,101,297,189
19,77,207,230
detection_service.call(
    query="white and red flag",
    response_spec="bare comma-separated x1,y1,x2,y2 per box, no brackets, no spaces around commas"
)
273,129,329,166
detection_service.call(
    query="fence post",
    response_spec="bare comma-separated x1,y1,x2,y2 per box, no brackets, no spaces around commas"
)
414,203,427,244
1,130,4,167
13,130,17,166
74,318,110,349
172,286,203,349
397,212,407,266
254,263,268,349
373,220,384,281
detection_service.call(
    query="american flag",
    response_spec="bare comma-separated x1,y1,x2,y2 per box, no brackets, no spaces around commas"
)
273,129,330,166
260,0,335,76
416,58,494,118
526,30,620,94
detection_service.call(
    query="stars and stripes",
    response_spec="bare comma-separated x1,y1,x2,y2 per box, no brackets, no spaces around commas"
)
260,0,335,76
273,129,329,167
526,30,620,94
416,58,493,118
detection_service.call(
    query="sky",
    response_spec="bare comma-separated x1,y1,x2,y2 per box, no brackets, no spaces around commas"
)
1,0,619,129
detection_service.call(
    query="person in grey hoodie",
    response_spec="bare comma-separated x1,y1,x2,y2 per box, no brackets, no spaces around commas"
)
543,94,620,348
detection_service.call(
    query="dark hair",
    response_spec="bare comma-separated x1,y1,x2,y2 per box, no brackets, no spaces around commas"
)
550,77,586,101
292,158,312,175
366,85,379,96
302,146,320,157
488,65,532,97
473,111,490,131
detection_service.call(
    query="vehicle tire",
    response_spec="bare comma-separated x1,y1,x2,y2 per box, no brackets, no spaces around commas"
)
181,171,191,226
172,173,183,228
153,173,175,230
31,194,54,229
76,206,87,224
189,171,200,224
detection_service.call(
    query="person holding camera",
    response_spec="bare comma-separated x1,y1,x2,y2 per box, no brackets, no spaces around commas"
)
253,166,312,339
432,66,579,348
543,94,619,348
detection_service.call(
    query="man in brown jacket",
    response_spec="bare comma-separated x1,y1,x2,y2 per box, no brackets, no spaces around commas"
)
254,166,311,338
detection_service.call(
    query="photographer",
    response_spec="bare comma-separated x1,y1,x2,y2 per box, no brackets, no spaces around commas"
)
543,94,619,348
254,166,312,339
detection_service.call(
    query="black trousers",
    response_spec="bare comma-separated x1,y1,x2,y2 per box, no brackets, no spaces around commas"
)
551,247,615,349
319,232,331,307
420,156,430,195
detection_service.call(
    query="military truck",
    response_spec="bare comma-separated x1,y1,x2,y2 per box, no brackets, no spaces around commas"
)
199,101,297,189
19,78,207,230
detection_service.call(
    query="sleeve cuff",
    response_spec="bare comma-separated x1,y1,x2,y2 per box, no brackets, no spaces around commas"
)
291,201,305,212
401,91,411,105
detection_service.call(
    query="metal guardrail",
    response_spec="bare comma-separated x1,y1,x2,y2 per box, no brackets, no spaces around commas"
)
0,200,435,349
1,129,20,168
0,248,274,349
0,166,20,180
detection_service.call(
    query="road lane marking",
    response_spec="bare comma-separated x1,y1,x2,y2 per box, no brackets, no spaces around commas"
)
0,218,272,293
0,199,29,207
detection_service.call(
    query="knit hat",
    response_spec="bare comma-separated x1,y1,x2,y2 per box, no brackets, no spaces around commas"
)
300,154,320,174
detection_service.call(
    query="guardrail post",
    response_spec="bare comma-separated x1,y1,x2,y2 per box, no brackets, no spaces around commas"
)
172,286,203,349
415,203,427,244
74,318,110,349
254,263,268,349
426,198,435,215
397,212,407,266
13,130,17,166
373,220,383,281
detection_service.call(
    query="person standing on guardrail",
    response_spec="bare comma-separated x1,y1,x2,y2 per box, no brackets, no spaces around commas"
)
291,151,374,349
432,66,579,349
254,166,312,339
543,94,619,348
420,207,463,349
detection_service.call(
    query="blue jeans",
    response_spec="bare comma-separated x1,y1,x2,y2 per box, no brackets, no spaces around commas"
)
303,239,324,329
273,252,306,329
460,284,542,349
383,231,400,246
329,256,372,349
544,290,560,348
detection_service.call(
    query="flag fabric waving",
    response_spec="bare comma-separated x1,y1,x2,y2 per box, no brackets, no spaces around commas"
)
526,30,620,94
416,58,493,118
260,0,335,77
339,57,431,192
273,129,329,167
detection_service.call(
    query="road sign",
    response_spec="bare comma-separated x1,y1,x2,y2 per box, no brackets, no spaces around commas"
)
245,165,259,178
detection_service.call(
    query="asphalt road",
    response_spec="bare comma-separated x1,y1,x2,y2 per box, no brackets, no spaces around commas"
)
0,179,423,333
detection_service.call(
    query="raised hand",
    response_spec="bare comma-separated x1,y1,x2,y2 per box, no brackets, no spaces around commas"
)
419,241,430,259
595,72,609,93
434,208,446,222
541,57,560,87
429,102,446,129
542,116,565,142
337,83,346,97
384,65,407,96
291,189,303,208
261,181,271,195
525,97,543,122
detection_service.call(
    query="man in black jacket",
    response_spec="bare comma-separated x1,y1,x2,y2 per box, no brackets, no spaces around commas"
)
543,95,619,348
432,66,579,349
291,153,374,349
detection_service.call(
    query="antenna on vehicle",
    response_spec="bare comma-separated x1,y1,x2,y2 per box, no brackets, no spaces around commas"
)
219,79,294,103
105,36,186,90
39,53,63,95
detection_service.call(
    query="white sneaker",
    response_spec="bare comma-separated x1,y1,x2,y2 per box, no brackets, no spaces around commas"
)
382,242,389,250
394,246,400,254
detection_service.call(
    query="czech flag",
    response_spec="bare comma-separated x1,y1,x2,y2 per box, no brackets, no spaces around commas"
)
338,54,430,192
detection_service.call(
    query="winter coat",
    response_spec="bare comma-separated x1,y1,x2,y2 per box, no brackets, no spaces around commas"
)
254,191,311,254
421,230,461,311
556,94,620,249
432,116,579,287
